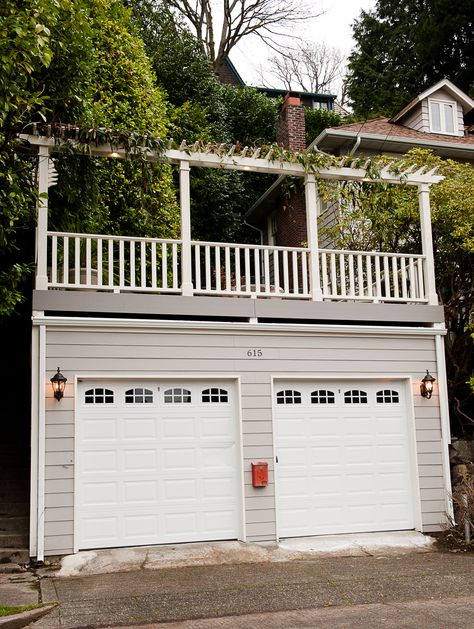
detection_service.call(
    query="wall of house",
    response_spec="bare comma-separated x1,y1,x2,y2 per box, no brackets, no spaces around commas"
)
40,320,448,556
402,104,426,132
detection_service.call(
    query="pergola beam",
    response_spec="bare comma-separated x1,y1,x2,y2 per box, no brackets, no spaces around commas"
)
20,134,444,186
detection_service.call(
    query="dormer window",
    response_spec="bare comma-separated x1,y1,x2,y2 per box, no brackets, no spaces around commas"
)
429,99,456,135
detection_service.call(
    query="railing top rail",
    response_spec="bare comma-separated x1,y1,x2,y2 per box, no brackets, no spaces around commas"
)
320,248,425,259
47,231,183,245
191,240,310,253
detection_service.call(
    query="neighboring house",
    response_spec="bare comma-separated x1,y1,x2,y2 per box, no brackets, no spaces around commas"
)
315,79,474,163
24,126,451,562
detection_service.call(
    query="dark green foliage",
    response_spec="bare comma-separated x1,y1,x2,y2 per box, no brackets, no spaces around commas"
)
347,1,474,117
305,108,342,146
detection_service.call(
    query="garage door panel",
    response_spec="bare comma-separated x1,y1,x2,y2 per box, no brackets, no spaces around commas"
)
77,380,240,550
275,380,415,537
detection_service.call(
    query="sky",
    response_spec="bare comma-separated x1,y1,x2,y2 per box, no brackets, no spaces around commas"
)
231,0,377,93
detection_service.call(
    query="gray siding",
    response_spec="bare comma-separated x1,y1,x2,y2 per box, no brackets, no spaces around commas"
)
42,324,447,554
403,105,425,132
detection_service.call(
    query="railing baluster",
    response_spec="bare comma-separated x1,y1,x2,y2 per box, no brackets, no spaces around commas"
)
119,240,125,289
292,251,298,295
205,245,211,290
63,236,69,286
408,257,416,299
357,254,363,297
330,253,337,297
282,250,289,294
86,237,92,285
301,252,308,295
383,255,390,298
172,242,178,289
272,250,280,294
321,252,328,297
235,247,241,292
140,241,146,288
264,248,270,293
417,258,425,300
151,241,157,289
130,240,135,288
215,246,221,292
339,253,346,297
97,238,102,286
374,255,381,301
401,257,408,299
244,247,251,292
194,244,201,291
74,237,80,285
161,242,168,289
392,256,399,299
366,254,373,300
254,248,260,294
51,235,58,285
108,239,114,288
225,246,231,293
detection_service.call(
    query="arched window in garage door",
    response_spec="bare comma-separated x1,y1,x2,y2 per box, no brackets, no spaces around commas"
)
84,388,114,404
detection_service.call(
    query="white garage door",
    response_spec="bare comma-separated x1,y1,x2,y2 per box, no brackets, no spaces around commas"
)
76,380,240,550
274,381,415,537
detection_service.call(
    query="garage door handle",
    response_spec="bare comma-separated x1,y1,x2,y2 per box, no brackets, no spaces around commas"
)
276,455,278,463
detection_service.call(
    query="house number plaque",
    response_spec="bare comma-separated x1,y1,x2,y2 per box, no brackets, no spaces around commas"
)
247,349,263,357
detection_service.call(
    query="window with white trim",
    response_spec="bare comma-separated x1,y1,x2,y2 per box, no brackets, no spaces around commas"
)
429,99,457,135
164,388,191,403
344,389,368,404
202,388,229,403
311,390,336,404
125,388,153,404
376,389,400,404
85,388,114,404
276,390,302,404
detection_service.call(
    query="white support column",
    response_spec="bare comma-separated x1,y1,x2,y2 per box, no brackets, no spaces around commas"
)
434,324,454,523
418,183,438,305
36,146,50,290
179,160,193,296
304,174,323,301
36,324,46,562
29,324,40,559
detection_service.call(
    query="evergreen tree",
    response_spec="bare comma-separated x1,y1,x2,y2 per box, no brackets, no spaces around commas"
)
347,1,474,117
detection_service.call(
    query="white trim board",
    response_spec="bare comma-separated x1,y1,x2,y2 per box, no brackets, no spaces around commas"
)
32,315,447,337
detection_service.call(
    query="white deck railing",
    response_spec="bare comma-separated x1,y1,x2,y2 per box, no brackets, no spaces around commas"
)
320,249,427,303
45,232,428,303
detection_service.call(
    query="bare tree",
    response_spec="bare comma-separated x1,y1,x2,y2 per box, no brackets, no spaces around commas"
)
266,42,345,94
164,0,321,70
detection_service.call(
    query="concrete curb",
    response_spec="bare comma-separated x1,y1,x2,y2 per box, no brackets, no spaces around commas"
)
0,604,56,629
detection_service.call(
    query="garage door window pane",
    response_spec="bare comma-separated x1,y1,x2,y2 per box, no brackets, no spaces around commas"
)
202,388,228,403
85,388,114,404
276,390,302,404
344,390,368,404
125,388,153,404
164,388,191,403
376,389,400,403
311,390,335,404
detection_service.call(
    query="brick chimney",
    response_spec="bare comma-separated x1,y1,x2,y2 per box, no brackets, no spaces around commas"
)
273,93,307,248
276,93,306,152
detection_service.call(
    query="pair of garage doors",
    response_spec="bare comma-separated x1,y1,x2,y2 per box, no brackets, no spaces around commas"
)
76,379,415,550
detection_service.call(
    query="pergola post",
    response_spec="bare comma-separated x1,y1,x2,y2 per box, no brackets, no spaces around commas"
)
304,174,323,301
36,145,50,290
418,183,438,305
179,160,193,296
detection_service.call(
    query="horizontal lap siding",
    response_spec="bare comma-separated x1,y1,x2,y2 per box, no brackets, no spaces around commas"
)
43,325,446,553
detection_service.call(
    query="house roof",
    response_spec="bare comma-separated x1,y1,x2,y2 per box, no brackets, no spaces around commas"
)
255,87,336,102
314,117,474,161
390,78,474,123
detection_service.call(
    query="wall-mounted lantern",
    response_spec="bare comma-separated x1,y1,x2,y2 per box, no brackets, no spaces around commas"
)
50,367,67,401
420,370,435,399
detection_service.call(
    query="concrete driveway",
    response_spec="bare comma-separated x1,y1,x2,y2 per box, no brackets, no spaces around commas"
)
35,552,474,629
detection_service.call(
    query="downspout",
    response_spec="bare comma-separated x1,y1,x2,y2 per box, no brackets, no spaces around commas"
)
350,134,362,155
243,219,264,245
